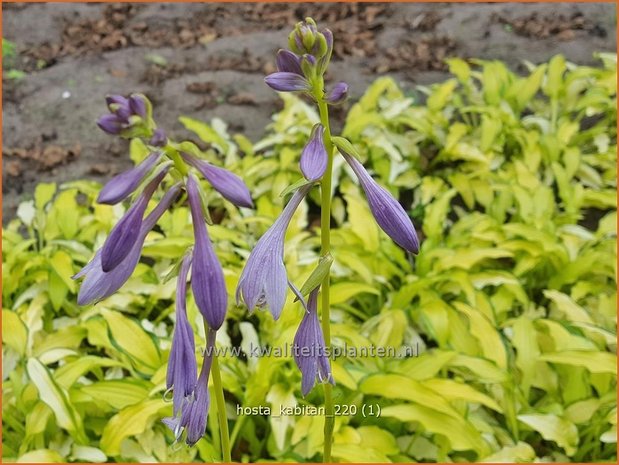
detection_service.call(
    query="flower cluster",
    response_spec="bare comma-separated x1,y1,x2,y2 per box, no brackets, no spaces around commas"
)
237,18,419,397
75,94,253,445
264,18,348,105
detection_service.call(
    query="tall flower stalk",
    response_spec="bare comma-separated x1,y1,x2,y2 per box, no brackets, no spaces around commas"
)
240,17,419,462
75,93,250,459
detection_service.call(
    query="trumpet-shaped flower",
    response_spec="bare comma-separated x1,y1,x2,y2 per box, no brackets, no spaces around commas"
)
342,151,419,253
100,166,168,272
292,287,333,396
182,153,253,208
186,174,227,330
166,253,197,415
74,184,181,305
236,184,312,319
300,124,327,181
97,152,162,205
163,329,216,445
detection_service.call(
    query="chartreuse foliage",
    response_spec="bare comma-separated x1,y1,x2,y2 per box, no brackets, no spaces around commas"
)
3,54,616,462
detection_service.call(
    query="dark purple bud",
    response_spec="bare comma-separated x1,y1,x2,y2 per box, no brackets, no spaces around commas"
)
276,49,303,75
265,72,311,93
325,82,349,105
166,253,197,415
105,95,129,110
342,151,419,253
100,166,168,272
75,184,181,305
236,184,312,319
300,124,327,181
293,288,333,396
97,152,162,205
150,128,167,147
181,153,253,208
186,174,227,330
105,95,131,121
97,114,123,135
129,94,147,118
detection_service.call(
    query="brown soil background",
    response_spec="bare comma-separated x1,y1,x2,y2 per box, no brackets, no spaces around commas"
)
2,2,616,221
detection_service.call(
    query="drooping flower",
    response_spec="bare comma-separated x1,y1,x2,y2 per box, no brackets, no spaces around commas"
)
236,184,312,319
166,252,197,415
74,184,181,305
100,166,169,272
341,150,419,253
186,174,227,330
300,124,327,181
97,152,162,205
163,329,216,445
264,72,311,93
325,81,349,105
181,153,253,208
292,287,333,396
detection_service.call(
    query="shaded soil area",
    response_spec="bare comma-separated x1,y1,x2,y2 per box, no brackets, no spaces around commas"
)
2,2,616,221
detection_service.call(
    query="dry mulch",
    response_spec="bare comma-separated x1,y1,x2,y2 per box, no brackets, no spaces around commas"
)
495,12,607,41
374,36,457,74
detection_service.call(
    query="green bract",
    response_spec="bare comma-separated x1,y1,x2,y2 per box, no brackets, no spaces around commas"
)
2,54,616,462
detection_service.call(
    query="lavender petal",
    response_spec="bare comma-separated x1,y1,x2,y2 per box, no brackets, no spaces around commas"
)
299,124,328,181
342,152,419,253
97,152,162,205
182,153,253,208
186,175,228,330
264,72,310,92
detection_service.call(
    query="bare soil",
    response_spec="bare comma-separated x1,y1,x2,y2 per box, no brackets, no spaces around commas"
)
2,2,616,221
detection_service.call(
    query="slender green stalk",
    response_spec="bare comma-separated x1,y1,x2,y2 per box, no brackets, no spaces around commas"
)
204,319,232,462
315,79,335,463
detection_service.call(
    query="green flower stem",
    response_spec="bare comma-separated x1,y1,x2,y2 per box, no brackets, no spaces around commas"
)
164,143,189,176
315,79,335,463
203,320,232,462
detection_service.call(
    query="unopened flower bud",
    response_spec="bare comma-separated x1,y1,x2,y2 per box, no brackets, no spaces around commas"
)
150,128,167,147
265,72,311,93
325,82,349,105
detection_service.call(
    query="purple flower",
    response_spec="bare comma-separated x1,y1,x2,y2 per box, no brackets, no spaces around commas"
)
150,128,167,147
128,95,147,118
341,151,419,253
236,184,312,319
265,72,311,93
163,329,216,445
300,124,327,181
100,166,168,272
181,153,253,208
97,114,123,135
292,287,333,396
276,49,303,75
98,93,149,136
74,184,181,305
166,253,197,415
97,152,162,205
186,175,227,330
325,82,348,105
